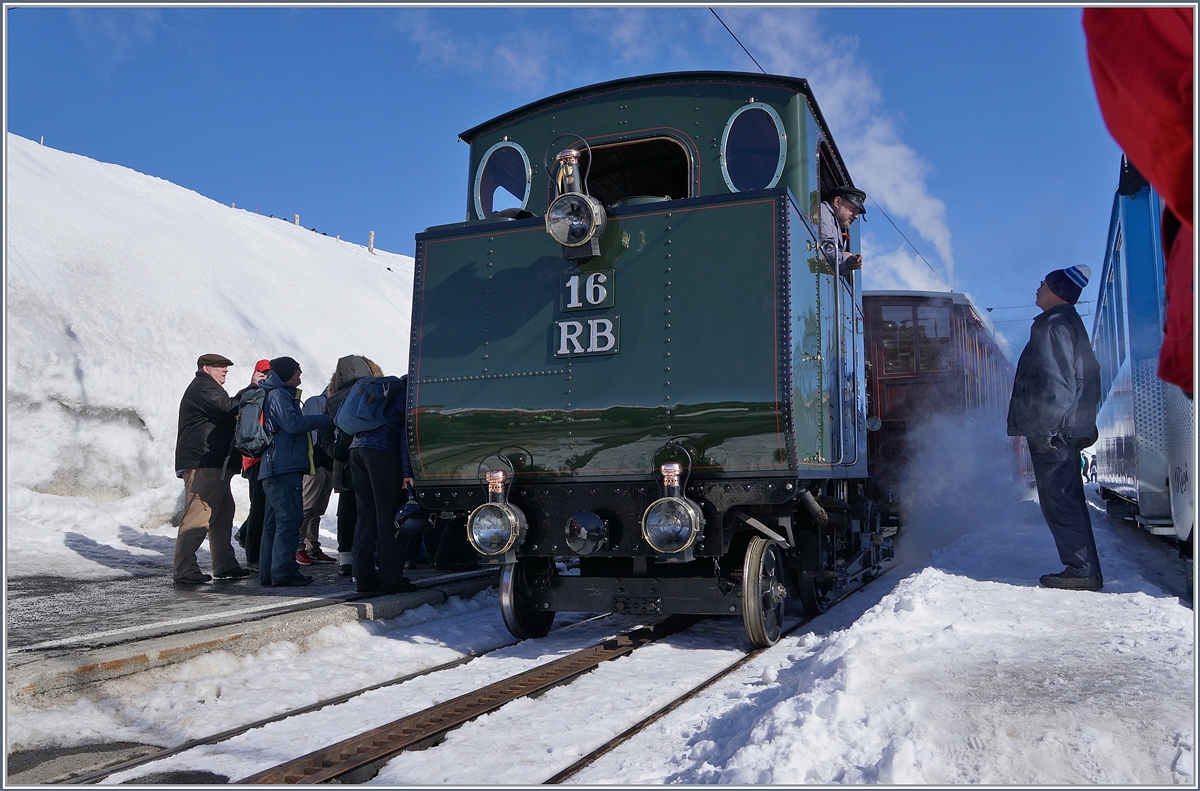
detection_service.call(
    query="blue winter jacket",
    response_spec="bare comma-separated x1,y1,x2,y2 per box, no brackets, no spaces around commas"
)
349,388,412,478
259,371,333,479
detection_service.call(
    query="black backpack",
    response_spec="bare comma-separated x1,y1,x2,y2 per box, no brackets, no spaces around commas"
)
233,387,273,458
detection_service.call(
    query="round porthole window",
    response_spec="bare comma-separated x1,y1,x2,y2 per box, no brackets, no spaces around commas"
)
474,141,532,219
720,103,787,193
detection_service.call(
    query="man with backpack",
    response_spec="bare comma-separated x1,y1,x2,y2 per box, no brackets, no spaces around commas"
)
258,356,332,587
337,372,418,594
173,353,253,584
234,359,271,569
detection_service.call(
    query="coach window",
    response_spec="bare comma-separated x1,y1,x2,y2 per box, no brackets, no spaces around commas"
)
916,306,952,371
474,141,531,220
720,103,787,192
880,305,916,374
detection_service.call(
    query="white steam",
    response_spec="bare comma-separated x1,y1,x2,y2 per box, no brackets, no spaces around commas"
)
890,412,1026,568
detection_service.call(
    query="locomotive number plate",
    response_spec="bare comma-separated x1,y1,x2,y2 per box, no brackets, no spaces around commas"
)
555,268,619,357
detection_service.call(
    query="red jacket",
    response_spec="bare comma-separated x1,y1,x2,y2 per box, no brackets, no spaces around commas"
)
1084,7,1194,394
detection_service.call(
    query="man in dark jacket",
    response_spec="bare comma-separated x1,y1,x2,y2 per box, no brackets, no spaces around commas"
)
316,355,381,576
258,356,332,587
173,353,253,583
1007,265,1104,590
349,374,418,594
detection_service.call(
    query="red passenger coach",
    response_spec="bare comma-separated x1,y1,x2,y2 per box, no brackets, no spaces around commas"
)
863,291,1015,520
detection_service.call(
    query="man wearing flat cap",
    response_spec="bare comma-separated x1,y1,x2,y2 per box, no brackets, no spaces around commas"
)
819,186,867,275
1007,265,1104,591
173,354,253,583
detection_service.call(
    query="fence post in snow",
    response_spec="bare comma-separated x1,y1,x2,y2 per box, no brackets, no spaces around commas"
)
40,136,44,145
293,214,300,226
231,202,235,208
368,231,375,254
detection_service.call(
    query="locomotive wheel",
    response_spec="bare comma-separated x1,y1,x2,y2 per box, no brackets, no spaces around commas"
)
500,557,556,640
797,529,835,616
742,537,786,648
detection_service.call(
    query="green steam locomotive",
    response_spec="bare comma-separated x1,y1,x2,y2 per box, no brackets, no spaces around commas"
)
406,72,887,647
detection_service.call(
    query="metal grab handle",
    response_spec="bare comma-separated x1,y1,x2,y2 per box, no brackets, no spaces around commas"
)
831,257,846,465
844,281,862,467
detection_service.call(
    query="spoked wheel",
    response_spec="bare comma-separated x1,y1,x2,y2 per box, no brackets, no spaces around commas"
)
742,537,787,648
500,557,556,640
797,529,835,616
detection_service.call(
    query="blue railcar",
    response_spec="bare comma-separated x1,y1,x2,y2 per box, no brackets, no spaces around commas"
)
1092,158,1194,548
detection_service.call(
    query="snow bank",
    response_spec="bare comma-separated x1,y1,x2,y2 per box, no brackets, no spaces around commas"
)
5,133,414,578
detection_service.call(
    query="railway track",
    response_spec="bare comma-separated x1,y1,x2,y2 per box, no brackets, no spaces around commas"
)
230,566,893,785
60,612,611,785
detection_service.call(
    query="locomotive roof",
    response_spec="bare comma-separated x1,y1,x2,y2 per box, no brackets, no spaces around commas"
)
863,290,970,304
459,70,855,189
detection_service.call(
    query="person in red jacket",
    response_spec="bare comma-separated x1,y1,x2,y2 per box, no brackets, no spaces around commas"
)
1084,7,1194,395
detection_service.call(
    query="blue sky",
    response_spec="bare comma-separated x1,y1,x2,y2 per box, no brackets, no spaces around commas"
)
6,6,1122,353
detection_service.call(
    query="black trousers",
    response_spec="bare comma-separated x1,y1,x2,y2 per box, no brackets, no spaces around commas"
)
349,447,408,589
336,491,357,556
1030,438,1102,579
243,463,266,565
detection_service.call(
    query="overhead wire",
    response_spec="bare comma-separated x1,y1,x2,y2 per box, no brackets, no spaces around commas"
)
709,7,951,293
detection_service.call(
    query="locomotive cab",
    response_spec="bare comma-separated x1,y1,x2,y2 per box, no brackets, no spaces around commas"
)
408,72,888,647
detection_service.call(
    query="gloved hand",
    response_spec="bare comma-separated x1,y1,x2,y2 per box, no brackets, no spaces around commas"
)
1028,436,1057,454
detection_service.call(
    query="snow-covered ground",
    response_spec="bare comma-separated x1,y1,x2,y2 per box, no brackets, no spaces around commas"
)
5,132,413,580
5,134,1195,784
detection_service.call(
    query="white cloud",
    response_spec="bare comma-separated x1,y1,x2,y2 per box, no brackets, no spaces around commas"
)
861,234,949,292
724,8,956,283
69,8,166,72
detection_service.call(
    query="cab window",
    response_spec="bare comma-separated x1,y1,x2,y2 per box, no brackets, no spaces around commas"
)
574,137,690,207
475,141,531,219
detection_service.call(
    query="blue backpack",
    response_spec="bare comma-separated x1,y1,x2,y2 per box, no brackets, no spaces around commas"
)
333,375,404,435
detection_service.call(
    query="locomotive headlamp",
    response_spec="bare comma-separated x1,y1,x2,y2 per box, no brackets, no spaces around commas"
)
641,462,705,555
546,147,606,260
467,470,528,556
564,510,607,555
546,192,606,248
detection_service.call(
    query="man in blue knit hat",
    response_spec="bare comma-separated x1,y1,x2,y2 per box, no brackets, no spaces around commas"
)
1007,265,1103,590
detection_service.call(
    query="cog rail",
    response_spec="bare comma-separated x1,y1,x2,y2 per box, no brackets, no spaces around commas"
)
236,616,696,784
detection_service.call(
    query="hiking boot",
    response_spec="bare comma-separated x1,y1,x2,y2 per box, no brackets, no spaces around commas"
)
215,566,253,580
1039,571,1103,591
174,573,212,585
273,574,315,587
296,549,315,566
339,564,353,577
309,548,337,564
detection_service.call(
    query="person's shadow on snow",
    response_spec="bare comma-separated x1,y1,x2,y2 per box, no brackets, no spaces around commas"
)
63,525,177,577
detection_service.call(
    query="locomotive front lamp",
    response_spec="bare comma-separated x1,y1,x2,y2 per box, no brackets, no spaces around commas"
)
564,510,607,555
546,148,606,260
641,462,705,555
467,470,528,556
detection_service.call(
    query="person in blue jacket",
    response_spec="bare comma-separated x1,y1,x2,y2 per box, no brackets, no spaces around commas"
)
1007,265,1103,591
349,374,418,594
258,356,333,587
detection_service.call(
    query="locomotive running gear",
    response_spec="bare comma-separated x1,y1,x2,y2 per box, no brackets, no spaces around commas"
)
1007,303,1102,445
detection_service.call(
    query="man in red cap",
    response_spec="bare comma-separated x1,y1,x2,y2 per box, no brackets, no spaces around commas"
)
173,354,253,583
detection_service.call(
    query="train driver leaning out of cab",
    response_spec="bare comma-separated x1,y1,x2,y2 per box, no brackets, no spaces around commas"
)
819,186,867,275
1007,265,1104,591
